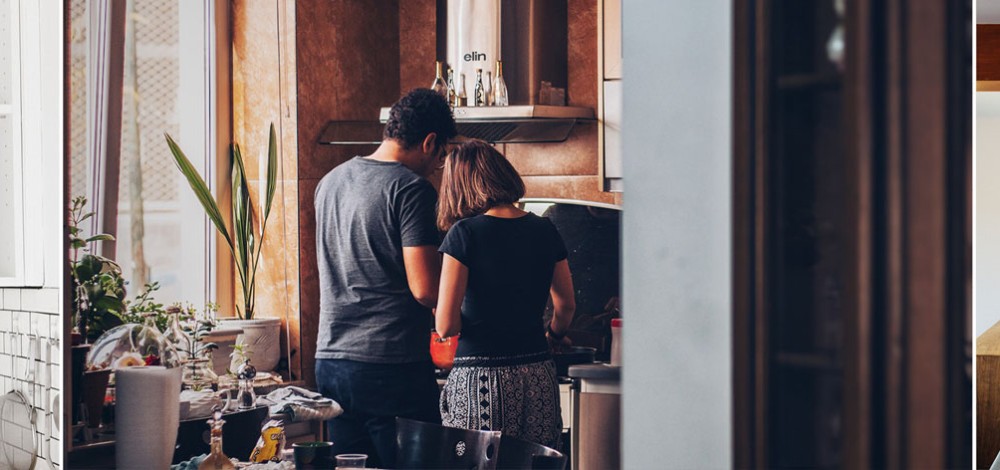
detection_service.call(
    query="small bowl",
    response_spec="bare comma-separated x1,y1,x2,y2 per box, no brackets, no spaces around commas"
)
292,441,334,469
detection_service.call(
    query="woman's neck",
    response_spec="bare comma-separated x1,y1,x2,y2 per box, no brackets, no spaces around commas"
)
484,204,527,218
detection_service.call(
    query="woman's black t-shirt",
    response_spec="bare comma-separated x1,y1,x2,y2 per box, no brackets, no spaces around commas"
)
439,213,568,358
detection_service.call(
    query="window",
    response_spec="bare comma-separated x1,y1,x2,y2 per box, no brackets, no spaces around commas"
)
70,0,217,305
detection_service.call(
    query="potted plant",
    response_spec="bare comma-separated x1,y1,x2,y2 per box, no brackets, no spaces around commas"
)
68,196,125,427
165,124,282,371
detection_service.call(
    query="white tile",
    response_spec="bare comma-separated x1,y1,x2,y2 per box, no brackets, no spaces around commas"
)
49,438,61,466
49,363,59,392
36,362,49,387
0,354,11,376
31,313,50,340
48,316,61,343
20,289,59,315
3,289,21,310
0,310,12,333
14,311,29,335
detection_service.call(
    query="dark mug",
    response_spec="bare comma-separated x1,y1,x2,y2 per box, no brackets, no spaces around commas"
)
293,441,334,469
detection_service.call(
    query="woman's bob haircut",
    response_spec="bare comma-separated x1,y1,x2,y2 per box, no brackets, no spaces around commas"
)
437,140,526,231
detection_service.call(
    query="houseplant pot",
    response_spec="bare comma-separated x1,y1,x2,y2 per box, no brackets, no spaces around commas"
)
219,317,281,372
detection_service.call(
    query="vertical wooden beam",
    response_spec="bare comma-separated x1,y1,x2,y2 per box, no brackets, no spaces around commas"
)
842,0,875,467
731,0,755,466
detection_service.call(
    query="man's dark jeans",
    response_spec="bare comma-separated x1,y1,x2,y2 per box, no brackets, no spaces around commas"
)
316,358,441,468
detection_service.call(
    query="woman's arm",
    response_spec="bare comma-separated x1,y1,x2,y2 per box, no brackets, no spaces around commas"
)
435,254,468,338
547,259,576,341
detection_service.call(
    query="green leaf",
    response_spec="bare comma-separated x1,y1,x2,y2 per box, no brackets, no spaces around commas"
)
165,133,236,256
264,123,278,223
86,234,116,243
93,296,126,314
77,255,103,280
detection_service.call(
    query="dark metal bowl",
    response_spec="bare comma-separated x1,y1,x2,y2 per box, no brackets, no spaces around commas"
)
552,346,597,377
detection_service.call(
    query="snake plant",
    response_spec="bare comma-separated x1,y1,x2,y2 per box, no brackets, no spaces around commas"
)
165,124,277,320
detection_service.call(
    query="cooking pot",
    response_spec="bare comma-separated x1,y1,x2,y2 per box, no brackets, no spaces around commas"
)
552,346,596,376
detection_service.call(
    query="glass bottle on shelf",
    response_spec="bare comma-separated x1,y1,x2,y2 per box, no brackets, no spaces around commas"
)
474,68,485,107
163,306,189,361
198,408,236,470
485,71,493,106
447,66,457,107
492,60,508,106
457,73,468,107
431,60,447,97
236,359,257,410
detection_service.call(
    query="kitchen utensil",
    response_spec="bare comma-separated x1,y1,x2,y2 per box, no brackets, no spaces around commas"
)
0,332,38,469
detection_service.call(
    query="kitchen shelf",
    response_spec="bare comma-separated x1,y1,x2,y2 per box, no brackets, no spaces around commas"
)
319,115,592,145
317,121,384,146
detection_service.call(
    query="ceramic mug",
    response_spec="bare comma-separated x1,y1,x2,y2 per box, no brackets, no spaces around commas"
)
292,441,334,469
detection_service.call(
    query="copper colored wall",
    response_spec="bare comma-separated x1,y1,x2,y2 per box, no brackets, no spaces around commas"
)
296,0,407,386
232,0,302,381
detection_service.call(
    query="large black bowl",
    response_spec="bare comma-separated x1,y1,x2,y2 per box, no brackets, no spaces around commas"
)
552,346,596,377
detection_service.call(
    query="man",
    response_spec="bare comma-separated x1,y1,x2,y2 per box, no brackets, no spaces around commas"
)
314,88,457,468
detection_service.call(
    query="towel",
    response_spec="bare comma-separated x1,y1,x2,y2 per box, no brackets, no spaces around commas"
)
258,385,343,422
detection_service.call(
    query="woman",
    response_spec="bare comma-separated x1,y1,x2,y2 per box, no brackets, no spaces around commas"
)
435,140,575,449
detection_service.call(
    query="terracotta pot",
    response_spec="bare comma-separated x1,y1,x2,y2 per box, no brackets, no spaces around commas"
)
81,369,111,428
430,331,459,369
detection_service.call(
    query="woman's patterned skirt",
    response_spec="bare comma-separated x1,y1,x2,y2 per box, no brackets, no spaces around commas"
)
440,351,562,449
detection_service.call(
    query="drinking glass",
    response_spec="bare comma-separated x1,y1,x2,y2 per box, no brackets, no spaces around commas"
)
335,453,368,469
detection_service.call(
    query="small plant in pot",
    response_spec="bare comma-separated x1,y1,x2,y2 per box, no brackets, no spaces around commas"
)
165,124,282,372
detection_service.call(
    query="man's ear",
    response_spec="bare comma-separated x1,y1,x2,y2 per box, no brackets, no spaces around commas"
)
422,133,438,155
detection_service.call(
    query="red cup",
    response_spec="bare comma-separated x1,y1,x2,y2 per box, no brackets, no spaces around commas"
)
430,331,459,369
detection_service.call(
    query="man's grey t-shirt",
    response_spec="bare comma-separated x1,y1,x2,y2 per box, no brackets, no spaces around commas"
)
315,156,440,363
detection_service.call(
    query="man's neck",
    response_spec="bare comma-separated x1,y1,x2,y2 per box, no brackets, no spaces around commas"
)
366,140,423,174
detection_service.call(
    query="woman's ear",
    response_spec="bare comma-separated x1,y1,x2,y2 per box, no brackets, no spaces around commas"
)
422,133,438,155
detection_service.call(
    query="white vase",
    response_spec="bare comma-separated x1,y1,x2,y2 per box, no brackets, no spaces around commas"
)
218,317,282,372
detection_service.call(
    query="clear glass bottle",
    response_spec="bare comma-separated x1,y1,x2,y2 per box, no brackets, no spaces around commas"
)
474,68,485,107
199,408,236,470
182,357,218,391
492,60,508,106
431,61,447,97
484,71,493,106
236,359,257,410
457,73,468,107
447,67,457,107
163,306,190,361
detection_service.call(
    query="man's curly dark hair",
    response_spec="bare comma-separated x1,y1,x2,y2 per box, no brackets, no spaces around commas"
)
383,88,458,149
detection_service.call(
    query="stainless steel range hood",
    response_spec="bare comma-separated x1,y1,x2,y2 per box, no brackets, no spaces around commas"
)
317,0,593,146
379,105,594,144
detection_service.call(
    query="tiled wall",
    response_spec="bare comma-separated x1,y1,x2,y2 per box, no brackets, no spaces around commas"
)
0,287,63,468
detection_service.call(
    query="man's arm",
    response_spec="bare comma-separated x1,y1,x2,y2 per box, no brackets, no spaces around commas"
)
403,245,442,308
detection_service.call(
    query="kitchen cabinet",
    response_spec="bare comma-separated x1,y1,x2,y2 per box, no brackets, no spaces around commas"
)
733,0,971,469
599,0,622,191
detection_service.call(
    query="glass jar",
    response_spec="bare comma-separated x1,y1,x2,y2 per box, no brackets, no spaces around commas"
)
86,317,181,370
182,357,218,391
